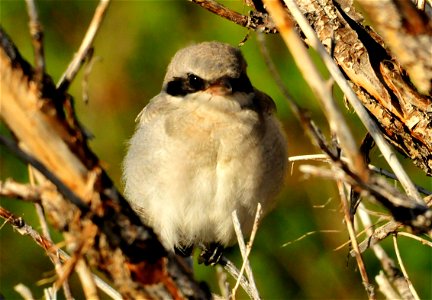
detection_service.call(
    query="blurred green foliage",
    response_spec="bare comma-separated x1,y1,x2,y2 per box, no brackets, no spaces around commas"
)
1,1,431,299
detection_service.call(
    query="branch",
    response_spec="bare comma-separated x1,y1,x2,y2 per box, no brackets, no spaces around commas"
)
282,0,423,203
57,0,110,92
0,135,89,211
0,23,208,299
0,205,122,299
261,0,431,231
356,0,432,94
0,179,42,202
190,0,277,33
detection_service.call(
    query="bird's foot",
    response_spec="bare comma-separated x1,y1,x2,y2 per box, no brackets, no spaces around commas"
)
174,245,194,257
198,243,224,266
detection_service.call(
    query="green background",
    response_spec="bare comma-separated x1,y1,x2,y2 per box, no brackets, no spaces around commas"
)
1,1,431,299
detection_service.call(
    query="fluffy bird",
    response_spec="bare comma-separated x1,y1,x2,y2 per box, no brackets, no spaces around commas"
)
123,41,287,265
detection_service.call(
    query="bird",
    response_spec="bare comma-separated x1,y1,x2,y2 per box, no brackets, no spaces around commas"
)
122,41,287,265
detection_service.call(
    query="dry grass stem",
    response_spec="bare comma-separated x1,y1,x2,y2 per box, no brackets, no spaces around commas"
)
43,287,56,300
357,204,418,299
289,154,431,195
219,257,256,299
397,232,432,247
393,235,420,300
288,154,329,163
231,204,261,300
282,229,340,247
336,181,375,299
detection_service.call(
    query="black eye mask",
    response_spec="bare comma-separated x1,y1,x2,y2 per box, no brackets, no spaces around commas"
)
165,72,254,97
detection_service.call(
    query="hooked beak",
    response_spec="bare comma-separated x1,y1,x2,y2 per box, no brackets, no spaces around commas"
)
205,77,232,96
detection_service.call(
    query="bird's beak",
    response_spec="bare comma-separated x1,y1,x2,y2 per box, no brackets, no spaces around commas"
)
206,78,232,96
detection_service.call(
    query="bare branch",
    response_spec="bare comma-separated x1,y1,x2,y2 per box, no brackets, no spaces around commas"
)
189,0,277,33
57,0,110,92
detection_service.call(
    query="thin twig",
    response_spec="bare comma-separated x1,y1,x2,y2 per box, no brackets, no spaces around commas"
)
336,181,375,299
299,163,430,231
288,154,432,195
231,209,260,300
190,0,277,33
282,229,340,247
231,203,262,299
357,204,417,300
24,0,45,85
282,0,423,204
218,257,255,299
393,235,421,300
57,0,110,92
43,287,57,300
397,231,432,247
190,0,248,28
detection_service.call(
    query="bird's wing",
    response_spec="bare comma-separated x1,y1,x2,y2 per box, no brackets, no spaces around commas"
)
253,88,277,115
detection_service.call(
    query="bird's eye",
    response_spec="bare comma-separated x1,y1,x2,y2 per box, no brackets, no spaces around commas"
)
187,73,205,91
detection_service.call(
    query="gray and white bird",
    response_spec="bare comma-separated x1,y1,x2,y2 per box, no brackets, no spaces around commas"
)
122,41,287,265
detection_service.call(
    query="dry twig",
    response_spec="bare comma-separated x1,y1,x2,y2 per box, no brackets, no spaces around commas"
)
336,181,375,299
57,0,110,92
393,235,420,300
231,203,262,299
190,0,277,33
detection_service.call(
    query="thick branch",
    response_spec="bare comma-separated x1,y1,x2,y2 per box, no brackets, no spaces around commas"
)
0,27,208,299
